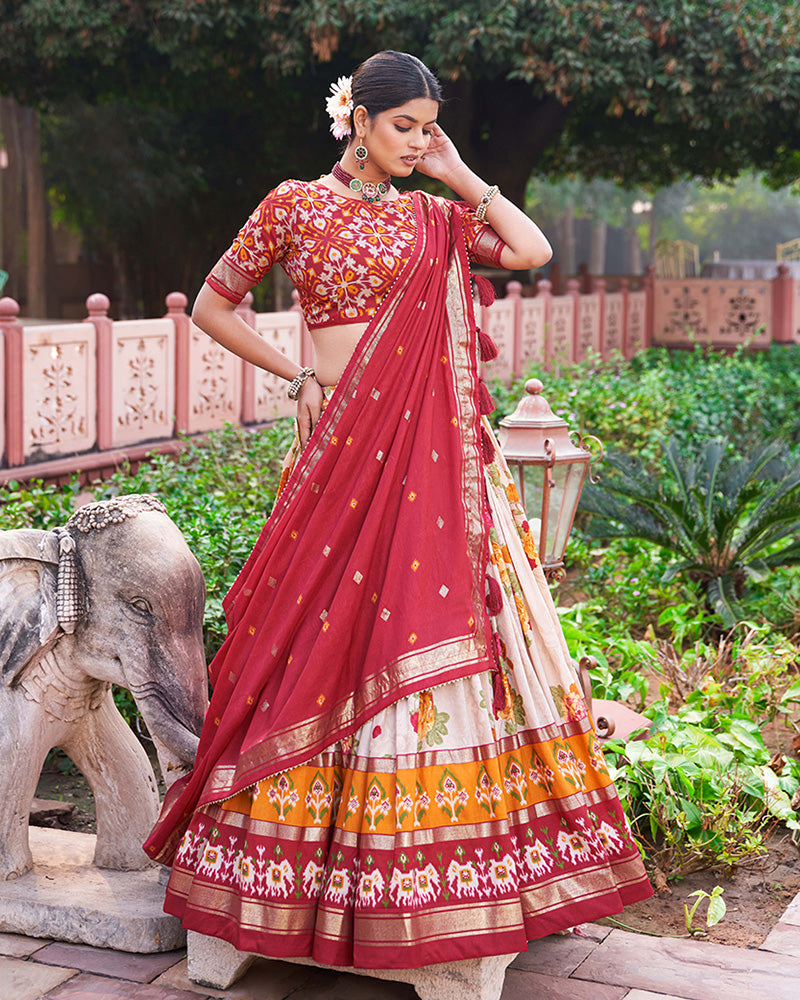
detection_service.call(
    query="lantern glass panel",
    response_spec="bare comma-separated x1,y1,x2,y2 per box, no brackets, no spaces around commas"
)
511,461,548,557
550,461,588,562
510,460,588,566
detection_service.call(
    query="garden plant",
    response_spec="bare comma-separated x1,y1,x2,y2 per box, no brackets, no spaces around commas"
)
3,343,800,885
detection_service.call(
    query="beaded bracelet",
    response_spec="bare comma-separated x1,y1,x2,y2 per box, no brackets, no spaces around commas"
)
475,184,500,222
287,366,316,400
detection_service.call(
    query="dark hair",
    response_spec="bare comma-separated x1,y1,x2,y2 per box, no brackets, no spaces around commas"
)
350,51,442,127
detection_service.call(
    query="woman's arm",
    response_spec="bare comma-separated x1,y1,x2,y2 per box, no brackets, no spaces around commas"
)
192,283,323,446
417,127,552,270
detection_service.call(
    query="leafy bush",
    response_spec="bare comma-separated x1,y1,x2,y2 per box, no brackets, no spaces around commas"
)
604,713,800,878
490,343,800,469
579,438,800,627
93,421,296,659
0,478,80,529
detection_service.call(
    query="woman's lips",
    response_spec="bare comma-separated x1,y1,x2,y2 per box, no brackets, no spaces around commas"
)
401,156,417,166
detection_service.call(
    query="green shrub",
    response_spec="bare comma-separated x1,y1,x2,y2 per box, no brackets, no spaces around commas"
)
579,438,800,627
92,421,296,659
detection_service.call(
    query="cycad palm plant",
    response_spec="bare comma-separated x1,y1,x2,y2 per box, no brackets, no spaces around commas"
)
579,439,800,627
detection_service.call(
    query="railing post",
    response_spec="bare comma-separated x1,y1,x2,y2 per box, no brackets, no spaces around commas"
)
537,278,553,369
0,296,24,467
567,277,580,366
772,265,794,344
166,292,190,435
505,280,523,374
619,277,630,359
84,293,113,451
236,292,259,425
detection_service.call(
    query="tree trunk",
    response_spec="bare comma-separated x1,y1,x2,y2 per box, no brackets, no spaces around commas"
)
626,224,643,275
561,203,576,276
589,219,607,276
445,78,570,210
1,98,24,302
20,107,49,317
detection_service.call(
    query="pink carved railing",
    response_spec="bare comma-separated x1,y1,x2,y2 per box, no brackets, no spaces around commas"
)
2,265,799,484
0,291,304,485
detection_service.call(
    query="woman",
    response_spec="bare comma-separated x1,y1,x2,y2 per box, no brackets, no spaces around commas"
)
145,50,651,969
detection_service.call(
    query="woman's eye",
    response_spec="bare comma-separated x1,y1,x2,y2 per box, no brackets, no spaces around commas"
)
395,126,410,133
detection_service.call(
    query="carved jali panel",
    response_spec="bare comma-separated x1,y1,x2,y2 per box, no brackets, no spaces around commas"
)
548,296,574,365
23,324,96,460
185,321,242,434
707,282,771,347
481,296,514,380
627,292,647,355
112,319,174,447
519,298,546,370
654,281,709,344
575,294,600,362
604,293,624,356
252,312,302,421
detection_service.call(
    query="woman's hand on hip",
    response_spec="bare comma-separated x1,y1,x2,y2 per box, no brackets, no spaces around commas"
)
297,378,324,448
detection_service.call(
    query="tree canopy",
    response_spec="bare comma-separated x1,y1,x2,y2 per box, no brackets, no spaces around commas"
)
3,1,800,311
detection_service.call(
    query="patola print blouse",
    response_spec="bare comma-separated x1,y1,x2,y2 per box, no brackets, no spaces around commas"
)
206,179,506,330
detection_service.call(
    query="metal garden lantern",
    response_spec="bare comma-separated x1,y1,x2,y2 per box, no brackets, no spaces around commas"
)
497,378,602,581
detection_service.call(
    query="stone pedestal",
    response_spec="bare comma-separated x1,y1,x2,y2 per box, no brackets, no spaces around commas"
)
0,828,184,953
187,930,517,1000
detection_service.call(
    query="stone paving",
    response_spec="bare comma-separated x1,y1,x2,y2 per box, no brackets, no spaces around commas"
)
2,889,800,1000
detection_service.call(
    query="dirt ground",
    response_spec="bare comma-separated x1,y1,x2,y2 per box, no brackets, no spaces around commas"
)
598,830,800,946
34,747,800,949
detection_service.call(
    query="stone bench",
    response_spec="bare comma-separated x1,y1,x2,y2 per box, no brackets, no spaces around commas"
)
187,930,517,1000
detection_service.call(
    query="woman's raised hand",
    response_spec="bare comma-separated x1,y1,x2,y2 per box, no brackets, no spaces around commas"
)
297,377,325,448
416,125,463,184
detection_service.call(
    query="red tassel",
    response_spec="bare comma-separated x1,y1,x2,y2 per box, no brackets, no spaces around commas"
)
481,425,495,464
492,669,506,714
478,379,496,416
477,327,499,362
486,575,503,615
474,274,496,306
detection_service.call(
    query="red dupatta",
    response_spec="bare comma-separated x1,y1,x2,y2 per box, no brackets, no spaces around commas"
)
145,192,493,865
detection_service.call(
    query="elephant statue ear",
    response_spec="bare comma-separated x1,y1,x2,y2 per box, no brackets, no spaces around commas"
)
53,527,87,633
0,529,61,683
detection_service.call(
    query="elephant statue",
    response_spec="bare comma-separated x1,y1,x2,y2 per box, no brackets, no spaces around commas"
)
0,494,208,881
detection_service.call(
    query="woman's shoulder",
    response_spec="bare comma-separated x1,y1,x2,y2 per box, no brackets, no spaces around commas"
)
252,177,327,212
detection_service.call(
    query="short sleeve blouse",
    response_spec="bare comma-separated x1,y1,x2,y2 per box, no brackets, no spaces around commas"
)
206,179,506,330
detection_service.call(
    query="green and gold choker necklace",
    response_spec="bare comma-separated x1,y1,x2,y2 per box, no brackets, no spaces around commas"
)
332,161,390,203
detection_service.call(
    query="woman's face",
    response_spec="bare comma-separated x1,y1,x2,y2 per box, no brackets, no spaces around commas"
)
358,97,439,177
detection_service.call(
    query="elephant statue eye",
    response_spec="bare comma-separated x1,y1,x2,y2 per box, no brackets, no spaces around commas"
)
129,597,153,617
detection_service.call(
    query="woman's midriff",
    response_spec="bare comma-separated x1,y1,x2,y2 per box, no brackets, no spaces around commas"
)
309,321,369,386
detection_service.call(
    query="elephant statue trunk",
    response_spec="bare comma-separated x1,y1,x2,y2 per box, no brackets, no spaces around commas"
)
0,495,209,880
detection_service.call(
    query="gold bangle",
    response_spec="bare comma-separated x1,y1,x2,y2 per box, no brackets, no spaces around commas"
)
475,184,500,222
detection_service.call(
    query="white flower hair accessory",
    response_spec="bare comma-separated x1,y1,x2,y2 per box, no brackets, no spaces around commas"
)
326,75,353,139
